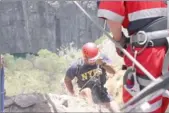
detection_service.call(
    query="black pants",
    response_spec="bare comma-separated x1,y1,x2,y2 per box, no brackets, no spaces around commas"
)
91,84,112,104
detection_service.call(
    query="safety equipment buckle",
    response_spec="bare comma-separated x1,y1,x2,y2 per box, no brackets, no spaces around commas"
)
124,68,140,97
124,51,140,97
135,31,148,45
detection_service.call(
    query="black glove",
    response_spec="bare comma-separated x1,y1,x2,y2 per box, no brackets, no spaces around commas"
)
116,32,130,57
116,47,124,57
120,32,130,48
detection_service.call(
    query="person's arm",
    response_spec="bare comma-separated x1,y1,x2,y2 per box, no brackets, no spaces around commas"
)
101,55,116,74
100,62,116,74
97,1,125,41
107,20,122,41
64,65,76,96
96,54,115,74
64,76,75,95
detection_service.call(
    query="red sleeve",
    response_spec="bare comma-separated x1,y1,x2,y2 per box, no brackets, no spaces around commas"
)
122,2,129,28
97,1,125,23
122,13,129,28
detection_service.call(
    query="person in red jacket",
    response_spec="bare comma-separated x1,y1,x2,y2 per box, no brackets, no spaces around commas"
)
97,1,168,113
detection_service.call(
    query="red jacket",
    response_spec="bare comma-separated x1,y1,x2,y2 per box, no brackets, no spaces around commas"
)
97,1,167,77
98,1,167,35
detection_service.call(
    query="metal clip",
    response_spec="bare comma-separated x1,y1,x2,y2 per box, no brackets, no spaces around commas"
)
136,31,148,45
148,40,154,47
123,50,140,97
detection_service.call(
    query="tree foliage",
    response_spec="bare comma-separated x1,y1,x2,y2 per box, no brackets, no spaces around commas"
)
4,44,81,96
3,37,108,96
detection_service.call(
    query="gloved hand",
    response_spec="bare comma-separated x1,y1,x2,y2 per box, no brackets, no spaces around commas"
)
96,58,103,65
116,32,130,57
116,47,124,57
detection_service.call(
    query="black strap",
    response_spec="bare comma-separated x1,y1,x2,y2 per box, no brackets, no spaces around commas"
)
132,38,167,48
131,17,168,48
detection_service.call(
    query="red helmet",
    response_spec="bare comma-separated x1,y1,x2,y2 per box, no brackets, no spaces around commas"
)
82,42,100,61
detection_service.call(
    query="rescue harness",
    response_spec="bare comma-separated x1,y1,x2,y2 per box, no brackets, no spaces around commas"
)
124,16,169,96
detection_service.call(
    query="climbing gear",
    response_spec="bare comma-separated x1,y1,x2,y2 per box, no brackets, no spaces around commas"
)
78,64,110,112
130,17,167,47
123,51,140,97
82,42,100,63
118,32,130,48
126,17,169,111
78,64,108,104
78,65,102,92
116,32,130,57
125,16,169,112
121,71,169,112
129,17,167,55
130,17,169,82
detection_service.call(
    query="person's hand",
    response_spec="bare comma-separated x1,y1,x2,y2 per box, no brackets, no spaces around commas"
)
115,32,129,57
96,58,104,65
116,47,124,57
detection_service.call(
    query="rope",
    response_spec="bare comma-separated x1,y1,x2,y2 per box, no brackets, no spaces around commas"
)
97,65,102,113
78,65,102,92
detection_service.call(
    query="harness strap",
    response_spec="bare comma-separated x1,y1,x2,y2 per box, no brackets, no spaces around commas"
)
131,39,169,87
162,37,169,75
128,17,169,88
137,76,151,87
137,76,152,87
130,30,168,47
130,33,169,87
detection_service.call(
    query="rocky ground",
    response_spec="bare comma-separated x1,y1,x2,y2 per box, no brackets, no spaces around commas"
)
4,93,110,112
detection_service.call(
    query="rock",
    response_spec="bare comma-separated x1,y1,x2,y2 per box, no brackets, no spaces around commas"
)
61,99,68,107
14,94,38,108
4,97,14,108
4,93,54,112
31,101,52,112
4,92,112,112
46,93,68,112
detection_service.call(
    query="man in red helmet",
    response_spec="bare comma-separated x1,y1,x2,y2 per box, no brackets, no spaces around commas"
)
64,42,120,112
97,1,168,113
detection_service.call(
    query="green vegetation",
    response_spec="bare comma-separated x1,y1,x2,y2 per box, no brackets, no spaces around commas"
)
3,45,81,96
3,37,107,96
